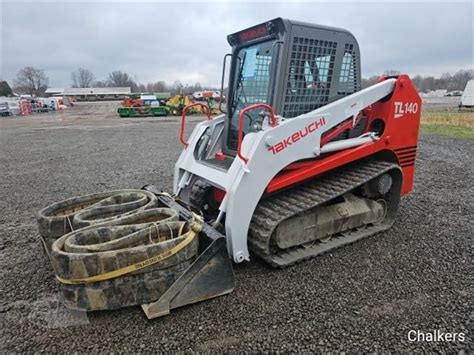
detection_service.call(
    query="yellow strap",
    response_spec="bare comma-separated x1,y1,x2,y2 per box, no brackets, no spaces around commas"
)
57,216,202,285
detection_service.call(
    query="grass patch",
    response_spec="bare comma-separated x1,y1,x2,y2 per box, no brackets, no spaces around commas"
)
421,123,474,139
421,108,473,127
420,107,473,139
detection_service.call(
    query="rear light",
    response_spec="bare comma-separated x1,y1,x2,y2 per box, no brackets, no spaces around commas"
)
229,21,275,45
238,25,268,42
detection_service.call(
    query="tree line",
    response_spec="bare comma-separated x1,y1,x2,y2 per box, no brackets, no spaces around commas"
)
3,66,473,97
362,69,473,92
0,67,207,96
70,68,208,95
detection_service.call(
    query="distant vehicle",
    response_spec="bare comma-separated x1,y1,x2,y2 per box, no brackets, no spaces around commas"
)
423,89,448,97
0,102,11,117
193,90,223,101
445,90,462,97
140,94,157,101
460,80,474,108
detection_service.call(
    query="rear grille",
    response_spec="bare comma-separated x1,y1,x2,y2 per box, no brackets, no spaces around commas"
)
395,146,417,168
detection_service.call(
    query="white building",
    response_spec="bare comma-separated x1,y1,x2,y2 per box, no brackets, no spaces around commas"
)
45,87,131,101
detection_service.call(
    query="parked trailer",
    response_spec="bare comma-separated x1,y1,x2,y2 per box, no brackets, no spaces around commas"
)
460,80,474,108
117,106,169,117
118,93,171,117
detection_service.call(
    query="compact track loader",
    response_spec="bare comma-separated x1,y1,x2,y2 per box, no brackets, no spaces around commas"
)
39,18,421,318
141,18,421,317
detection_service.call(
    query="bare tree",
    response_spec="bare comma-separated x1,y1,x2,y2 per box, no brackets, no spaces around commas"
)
411,75,423,91
71,68,95,88
383,69,401,76
107,71,136,88
193,82,202,91
152,81,168,92
133,81,170,94
137,83,147,93
0,80,13,96
361,75,379,89
13,66,49,96
172,80,184,95
93,80,108,88
451,69,473,91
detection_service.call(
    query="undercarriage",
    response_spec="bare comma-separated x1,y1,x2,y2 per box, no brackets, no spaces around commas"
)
248,159,402,267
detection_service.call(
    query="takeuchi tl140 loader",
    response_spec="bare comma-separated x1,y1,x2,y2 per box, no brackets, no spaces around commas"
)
37,18,421,319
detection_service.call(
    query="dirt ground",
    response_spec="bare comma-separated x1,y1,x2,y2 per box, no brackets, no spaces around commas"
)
0,102,472,352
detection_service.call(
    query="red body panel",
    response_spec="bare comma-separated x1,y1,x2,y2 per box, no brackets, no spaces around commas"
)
266,75,421,196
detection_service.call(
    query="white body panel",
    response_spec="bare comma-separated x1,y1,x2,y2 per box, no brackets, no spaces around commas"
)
461,80,474,107
173,79,396,263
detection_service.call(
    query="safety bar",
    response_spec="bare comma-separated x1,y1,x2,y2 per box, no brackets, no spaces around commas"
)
237,103,277,164
180,103,212,148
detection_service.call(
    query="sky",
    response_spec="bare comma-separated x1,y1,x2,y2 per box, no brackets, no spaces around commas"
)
1,1,473,88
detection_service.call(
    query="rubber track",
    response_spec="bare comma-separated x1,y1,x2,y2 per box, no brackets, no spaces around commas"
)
248,159,400,267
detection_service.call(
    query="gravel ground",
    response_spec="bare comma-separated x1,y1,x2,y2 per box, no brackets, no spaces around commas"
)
0,102,472,352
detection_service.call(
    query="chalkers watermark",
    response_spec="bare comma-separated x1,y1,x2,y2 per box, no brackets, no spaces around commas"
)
7,293,89,329
408,330,466,342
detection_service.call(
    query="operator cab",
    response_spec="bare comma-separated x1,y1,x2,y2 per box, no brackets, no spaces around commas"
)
192,18,362,171
224,18,361,155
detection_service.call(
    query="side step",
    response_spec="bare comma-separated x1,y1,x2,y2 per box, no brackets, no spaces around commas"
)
141,186,235,319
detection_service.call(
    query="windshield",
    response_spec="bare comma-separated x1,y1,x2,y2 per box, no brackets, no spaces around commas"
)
227,40,275,151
